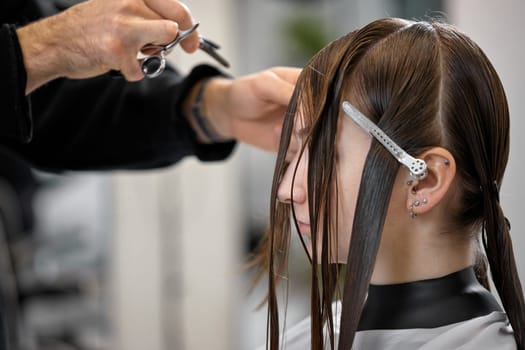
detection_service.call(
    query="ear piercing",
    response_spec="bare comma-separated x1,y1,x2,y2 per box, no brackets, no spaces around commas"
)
409,199,419,218
409,203,417,219
408,197,428,218
407,179,429,218
407,180,418,194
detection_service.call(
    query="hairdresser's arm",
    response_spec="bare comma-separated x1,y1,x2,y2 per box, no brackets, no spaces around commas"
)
16,0,199,92
1,0,198,144
0,64,299,171
0,64,229,170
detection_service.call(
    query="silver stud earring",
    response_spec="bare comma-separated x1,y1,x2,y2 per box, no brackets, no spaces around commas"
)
406,180,413,186
409,198,423,218
408,202,417,218
409,206,417,219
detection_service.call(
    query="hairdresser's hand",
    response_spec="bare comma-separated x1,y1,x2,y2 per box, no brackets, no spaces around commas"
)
17,0,200,94
199,67,301,152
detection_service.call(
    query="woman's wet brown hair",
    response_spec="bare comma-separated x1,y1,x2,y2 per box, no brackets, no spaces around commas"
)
254,17,524,350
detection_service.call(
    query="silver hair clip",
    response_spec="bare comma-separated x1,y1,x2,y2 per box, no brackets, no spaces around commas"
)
342,101,428,180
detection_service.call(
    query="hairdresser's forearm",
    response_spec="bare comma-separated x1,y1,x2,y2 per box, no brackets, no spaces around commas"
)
17,17,64,94
183,67,300,152
17,0,200,94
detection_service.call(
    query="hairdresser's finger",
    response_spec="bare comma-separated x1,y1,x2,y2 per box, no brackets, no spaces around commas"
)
270,66,302,85
135,18,179,47
259,71,298,107
119,52,146,81
108,17,179,80
143,0,199,52
113,19,178,80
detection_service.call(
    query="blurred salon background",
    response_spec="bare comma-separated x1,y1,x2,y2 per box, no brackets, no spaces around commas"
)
0,0,523,349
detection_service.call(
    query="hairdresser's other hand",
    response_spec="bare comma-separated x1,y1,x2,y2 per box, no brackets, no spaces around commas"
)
17,0,200,94
202,67,301,152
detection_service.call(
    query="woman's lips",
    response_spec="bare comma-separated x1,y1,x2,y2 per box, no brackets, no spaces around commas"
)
297,220,311,236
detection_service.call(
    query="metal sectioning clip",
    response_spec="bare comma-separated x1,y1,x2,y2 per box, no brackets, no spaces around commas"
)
342,101,428,180
139,22,230,78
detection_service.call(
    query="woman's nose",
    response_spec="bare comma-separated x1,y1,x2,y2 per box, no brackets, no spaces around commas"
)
277,159,307,204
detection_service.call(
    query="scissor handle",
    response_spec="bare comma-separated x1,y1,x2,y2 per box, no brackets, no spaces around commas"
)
137,21,230,78
141,53,166,78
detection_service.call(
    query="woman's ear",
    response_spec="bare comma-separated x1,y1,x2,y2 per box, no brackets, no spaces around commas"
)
405,147,456,217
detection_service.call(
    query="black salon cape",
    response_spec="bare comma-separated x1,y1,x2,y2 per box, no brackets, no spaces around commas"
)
256,267,517,349
0,0,236,171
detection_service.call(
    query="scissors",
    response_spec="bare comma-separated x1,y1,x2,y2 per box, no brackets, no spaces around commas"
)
139,22,230,78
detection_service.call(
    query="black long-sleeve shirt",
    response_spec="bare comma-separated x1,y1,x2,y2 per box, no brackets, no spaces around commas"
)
0,0,235,171
0,1,236,348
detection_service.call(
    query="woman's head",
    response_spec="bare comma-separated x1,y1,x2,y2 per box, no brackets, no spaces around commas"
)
261,17,523,349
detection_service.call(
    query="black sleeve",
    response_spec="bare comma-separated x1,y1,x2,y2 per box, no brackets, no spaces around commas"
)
0,23,33,143
0,61,236,171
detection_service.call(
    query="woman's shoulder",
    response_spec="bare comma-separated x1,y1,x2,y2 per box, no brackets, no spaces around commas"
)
355,311,516,350
257,304,516,350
